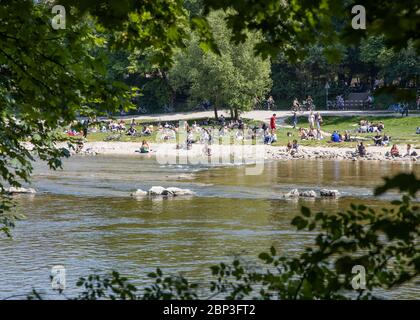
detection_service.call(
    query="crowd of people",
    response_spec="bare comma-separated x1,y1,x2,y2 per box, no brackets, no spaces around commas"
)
64,111,417,160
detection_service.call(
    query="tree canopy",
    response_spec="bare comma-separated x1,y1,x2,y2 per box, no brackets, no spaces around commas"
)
170,10,272,118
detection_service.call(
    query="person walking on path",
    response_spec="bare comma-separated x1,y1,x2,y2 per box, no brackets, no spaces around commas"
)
270,113,277,134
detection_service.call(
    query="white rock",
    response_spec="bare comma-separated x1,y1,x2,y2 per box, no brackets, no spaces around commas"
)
148,186,167,195
166,187,195,196
6,187,36,194
285,189,300,198
320,189,340,197
131,189,148,197
299,190,317,198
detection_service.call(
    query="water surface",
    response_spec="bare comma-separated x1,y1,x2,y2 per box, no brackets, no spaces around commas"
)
0,156,418,299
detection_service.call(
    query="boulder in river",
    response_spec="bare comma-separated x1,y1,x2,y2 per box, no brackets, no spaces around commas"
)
299,190,317,198
147,186,195,197
5,187,36,194
131,189,148,197
166,187,195,196
320,189,340,197
285,189,300,198
148,186,167,196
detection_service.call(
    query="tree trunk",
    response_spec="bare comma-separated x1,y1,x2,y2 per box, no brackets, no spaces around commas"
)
234,108,238,120
230,108,234,119
214,106,218,120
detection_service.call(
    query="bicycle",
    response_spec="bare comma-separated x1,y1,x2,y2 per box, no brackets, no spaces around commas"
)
136,106,148,114
303,101,316,112
291,103,305,114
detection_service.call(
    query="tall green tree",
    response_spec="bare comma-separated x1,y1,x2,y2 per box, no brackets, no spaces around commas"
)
170,10,272,119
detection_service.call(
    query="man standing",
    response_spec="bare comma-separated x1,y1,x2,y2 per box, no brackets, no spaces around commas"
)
292,111,298,129
270,113,277,134
308,112,315,129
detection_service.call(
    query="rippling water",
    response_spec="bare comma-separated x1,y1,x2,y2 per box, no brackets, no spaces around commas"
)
0,156,418,299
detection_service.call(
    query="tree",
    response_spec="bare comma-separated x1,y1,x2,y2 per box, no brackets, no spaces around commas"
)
360,37,420,88
0,0,191,236
170,10,272,119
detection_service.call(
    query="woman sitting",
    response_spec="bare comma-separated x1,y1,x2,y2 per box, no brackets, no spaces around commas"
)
299,128,308,140
390,144,400,157
308,128,316,140
404,144,417,157
343,130,351,142
126,126,137,136
286,141,293,153
382,135,390,146
141,125,152,136
140,140,150,153
373,133,382,146
357,142,366,157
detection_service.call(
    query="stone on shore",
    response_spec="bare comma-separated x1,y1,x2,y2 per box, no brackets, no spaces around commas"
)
320,189,340,197
5,187,36,194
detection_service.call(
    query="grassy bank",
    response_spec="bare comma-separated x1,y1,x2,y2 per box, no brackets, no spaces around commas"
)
276,115,420,148
71,115,419,150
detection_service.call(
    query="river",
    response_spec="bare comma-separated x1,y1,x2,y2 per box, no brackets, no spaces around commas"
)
0,155,418,299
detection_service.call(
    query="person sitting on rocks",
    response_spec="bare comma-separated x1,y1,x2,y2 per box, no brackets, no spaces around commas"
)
378,122,384,131
373,132,382,146
357,142,366,157
404,144,417,157
286,140,293,153
331,130,341,143
140,140,150,153
390,144,400,157
291,140,299,155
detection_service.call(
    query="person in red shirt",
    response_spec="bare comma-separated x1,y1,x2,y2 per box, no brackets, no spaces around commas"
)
270,113,277,134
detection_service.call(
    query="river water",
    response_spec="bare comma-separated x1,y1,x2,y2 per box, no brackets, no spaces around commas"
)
0,155,418,299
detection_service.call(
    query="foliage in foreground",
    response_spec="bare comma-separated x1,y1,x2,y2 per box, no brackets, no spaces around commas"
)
28,173,419,300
